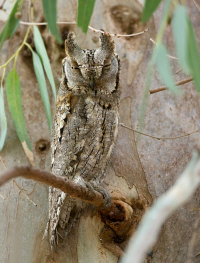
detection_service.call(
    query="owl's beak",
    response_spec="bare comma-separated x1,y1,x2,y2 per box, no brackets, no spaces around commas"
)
89,75,95,89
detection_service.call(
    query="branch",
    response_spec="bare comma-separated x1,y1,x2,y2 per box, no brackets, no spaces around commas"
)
0,166,137,258
193,0,200,12
0,0,6,9
149,77,193,94
120,123,198,140
19,21,149,38
150,38,178,60
121,150,200,263
0,166,104,208
175,68,183,74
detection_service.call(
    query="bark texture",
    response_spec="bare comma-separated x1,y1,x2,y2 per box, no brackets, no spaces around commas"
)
0,0,200,262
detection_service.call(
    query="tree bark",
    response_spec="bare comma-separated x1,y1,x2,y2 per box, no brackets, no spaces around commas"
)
0,0,200,262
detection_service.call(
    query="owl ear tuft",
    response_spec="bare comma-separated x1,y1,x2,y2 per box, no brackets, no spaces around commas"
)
65,32,85,61
94,31,115,63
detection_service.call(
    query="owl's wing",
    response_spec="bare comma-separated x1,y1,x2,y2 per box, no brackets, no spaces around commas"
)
48,85,87,248
51,90,71,171
49,87,74,248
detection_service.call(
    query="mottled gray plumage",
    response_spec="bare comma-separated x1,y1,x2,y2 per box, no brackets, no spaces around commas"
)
48,32,120,248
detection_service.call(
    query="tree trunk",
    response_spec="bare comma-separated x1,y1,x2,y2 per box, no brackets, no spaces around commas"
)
0,0,200,262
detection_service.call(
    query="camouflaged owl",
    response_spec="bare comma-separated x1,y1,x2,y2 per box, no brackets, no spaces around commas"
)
47,32,120,248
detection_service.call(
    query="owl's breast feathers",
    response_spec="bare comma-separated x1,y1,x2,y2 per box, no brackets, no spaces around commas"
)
51,89,119,183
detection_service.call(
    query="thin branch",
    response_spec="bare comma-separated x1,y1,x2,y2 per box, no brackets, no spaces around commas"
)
149,77,193,94
13,180,37,206
0,0,6,9
88,26,149,38
0,193,5,200
20,21,76,26
150,38,178,60
120,123,198,140
0,26,31,69
0,156,7,169
193,0,200,12
0,166,104,208
19,21,149,38
175,68,183,74
121,151,200,263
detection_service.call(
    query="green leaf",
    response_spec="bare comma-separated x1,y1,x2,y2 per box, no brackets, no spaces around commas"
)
172,5,190,73
32,51,52,131
42,0,62,43
6,69,34,165
187,20,200,92
33,26,56,101
77,0,96,33
0,0,22,51
172,5,200,93
142,0,162,22
0,85,7,151
155,43,181,95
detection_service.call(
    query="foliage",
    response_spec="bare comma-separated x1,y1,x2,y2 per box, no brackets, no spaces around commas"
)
41,0,62,43
142,0,163,22
0,0,22,50
0,82,7,151
33,26,57,101
138,0,200,132
77,0,96,33
31,50,52,132
5,69,34,165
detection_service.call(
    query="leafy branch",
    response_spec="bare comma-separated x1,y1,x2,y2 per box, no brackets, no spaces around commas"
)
0,0,148,163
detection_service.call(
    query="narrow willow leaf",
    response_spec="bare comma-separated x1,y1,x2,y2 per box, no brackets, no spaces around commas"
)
6,69,34,165
32,51,52,131
155,43,181,95
0,85,7,151
172,5,200,92
142,0,162,22
187,20,200,92
41,0,62,43
0,0,22,50
172,5,190,73
33,26,56,100
77,0,96,33
21,141,34,166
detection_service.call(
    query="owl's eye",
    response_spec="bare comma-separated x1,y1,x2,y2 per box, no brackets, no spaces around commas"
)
70,59,79,70
103,64,111,70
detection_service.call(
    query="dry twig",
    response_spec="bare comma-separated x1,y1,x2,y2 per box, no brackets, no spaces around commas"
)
175,68,183,74
0,166,137,258
13,180,37,206
149,77,193,94
19,21,149,38
0,0,6,9
150,38,178,60
120,123,198,140
193,0,200,12
0,166,104,208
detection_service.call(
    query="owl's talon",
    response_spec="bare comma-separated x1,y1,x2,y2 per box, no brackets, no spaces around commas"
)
85,182,95,198
96,187,111,209
86,183,111,209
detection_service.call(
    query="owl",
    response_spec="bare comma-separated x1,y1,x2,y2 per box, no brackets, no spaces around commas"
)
48,31,120,248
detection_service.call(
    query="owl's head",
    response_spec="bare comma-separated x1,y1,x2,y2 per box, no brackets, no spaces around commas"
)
64,32,117,84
